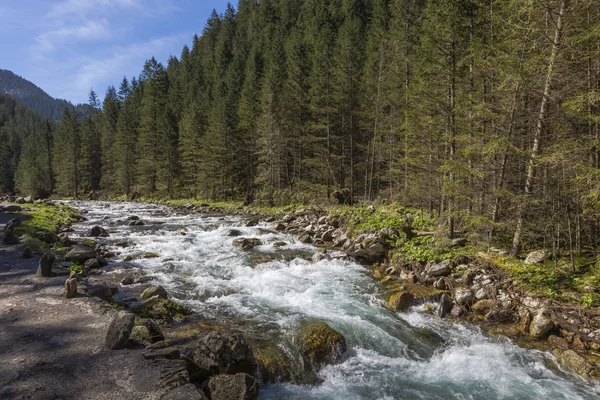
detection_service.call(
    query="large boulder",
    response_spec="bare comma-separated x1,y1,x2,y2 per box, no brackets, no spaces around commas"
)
426,260,452,277
105,312,135,350
36,252,56,277
208,373,259,400
524,250,550,265
65,244,97,262
297,322,347,371
192,331,257,376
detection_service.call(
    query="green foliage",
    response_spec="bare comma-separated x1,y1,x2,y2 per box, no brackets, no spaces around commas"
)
18,203,82,235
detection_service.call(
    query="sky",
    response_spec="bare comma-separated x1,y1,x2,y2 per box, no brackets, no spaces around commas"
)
0,0,231,104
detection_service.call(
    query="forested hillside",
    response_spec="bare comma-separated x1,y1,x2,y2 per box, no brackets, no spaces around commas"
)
0,69,91,121
10,0,600,254
0,92,54,197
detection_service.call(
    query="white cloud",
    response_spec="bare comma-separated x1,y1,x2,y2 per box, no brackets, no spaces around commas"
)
64,35,185,101
34,20,111,53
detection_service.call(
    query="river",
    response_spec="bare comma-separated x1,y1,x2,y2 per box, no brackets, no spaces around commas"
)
67,201,600,399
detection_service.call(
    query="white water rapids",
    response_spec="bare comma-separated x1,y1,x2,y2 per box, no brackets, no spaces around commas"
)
68,201,600,399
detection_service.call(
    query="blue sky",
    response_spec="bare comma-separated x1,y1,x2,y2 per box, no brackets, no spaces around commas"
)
0,0,231,104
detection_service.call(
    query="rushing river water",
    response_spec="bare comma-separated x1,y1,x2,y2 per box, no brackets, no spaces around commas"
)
68,201,599,399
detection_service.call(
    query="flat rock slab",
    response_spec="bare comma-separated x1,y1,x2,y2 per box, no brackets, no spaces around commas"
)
0,238,166,399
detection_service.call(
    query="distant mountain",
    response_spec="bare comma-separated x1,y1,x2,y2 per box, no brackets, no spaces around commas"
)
0,69,91,121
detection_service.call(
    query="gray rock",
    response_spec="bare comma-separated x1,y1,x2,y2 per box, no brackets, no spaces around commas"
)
105,312,135,350
36,252,56,277
89,226,106,237
155,359,190,390
121,274,135,285
192,331,256,376
433,278,447,290
65,245,97,262
162,383,208,400
245,219,259,227
227,229,243,237
474,287,488,300
454,289,474,306
144,319,165,343
273,223,286,232
96,256,108,266
299,234,313,244
144,348,180,360
2,218,21,245
65,277,78,299
232,238,262,250
141,285,169,300
23,196,33,203
21,247,33,259
322,230,334,242
208,373,259,400
530,311,555,339
437,294,454,318
524,250,550,265
84,258,101,269
427,260,452,277
87,284,114,301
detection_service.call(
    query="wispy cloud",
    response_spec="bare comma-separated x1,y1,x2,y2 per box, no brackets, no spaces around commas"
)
48,0,139,19
65,34,185,100
34,20,111,54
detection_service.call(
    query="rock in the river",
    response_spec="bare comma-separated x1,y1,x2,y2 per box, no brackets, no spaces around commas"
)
121,274,135,285
144,318,165,343
64,276,78,299
437,294,454,318
84,258,101,269
209,373,259,400
454,289,474,306
65,244,97,262
36,252,55,277
554,349,596,377
141,285,169,300
227,229,243,237
524,250,550,265
232,238,262,250
192,331,257,376
89,226,106,237
105,312,135,350
297,322,347,371
530,311,555,339
162,383,208,400
21,247,33,259
127,216,139,221
246,219,259,227
427,259,452,277
386,291,415,312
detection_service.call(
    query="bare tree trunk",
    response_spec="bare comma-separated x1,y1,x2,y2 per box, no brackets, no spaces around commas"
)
511,0,568,257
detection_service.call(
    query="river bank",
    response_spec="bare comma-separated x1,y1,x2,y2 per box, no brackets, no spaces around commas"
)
1,199,600,399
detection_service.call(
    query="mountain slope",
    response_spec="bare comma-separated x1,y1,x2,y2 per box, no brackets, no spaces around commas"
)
0,69,90,121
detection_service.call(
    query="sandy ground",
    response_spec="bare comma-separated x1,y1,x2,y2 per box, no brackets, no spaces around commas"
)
0,212,165,400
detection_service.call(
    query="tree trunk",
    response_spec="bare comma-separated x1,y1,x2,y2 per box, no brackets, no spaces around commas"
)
511,0,568,257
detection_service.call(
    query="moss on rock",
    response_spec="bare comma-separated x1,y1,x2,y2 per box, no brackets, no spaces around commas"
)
297,322,347,371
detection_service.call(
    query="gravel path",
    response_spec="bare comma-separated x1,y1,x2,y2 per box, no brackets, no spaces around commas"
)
0,212,165,400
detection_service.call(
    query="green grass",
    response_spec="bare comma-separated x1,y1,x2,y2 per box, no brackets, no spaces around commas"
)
489,254,600,308
16,203,82,235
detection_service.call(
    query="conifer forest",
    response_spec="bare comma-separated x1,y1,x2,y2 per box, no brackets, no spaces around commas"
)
2,0,600,254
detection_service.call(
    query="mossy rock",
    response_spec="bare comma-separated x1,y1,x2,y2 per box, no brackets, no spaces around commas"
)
254,346,294,383
386,291,415,311
143,253,159,259
382,281,447,304
553,349,598,378
297,322,347,371
135,298,189,323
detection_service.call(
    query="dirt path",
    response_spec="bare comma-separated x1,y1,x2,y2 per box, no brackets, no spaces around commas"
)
0,212,165,400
